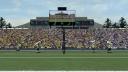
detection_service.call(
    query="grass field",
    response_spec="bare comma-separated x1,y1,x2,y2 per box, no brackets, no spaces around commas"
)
0,50,128,71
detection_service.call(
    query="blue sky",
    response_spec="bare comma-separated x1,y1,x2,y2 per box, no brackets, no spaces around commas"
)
0,0,128,26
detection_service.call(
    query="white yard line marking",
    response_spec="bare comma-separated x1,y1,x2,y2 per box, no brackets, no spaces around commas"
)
0,57,128,59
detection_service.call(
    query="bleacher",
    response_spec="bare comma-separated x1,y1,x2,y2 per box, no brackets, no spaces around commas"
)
0,28,128,49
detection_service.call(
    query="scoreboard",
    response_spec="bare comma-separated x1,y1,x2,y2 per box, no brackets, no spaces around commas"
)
58,7,67,11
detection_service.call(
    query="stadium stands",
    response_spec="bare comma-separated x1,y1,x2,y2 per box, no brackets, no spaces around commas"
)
0,28,128,49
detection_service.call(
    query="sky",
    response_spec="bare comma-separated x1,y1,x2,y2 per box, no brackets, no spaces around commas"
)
0,0,128,26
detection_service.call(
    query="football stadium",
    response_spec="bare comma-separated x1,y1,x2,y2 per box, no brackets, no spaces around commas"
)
1,5,128,71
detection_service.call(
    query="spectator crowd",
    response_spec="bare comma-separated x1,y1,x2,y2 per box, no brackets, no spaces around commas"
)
0,28,128,49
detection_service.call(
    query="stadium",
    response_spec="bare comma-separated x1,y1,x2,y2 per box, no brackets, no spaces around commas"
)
1,7,128,71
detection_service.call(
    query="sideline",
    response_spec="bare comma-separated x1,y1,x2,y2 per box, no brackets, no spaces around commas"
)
0,57,128,59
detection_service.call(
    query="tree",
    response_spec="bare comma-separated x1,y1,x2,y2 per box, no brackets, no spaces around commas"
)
0,17,12,28
119,17,127,28
112,22,118,28
103,18,112,28
0,17,6,28
6,23,12,28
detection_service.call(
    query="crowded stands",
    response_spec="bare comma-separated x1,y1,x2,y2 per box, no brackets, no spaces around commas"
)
0,28,128,49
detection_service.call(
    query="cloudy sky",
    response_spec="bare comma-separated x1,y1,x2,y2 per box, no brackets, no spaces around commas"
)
0,0,128,26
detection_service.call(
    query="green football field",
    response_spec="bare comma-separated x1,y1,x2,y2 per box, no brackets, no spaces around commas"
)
0,50,128,71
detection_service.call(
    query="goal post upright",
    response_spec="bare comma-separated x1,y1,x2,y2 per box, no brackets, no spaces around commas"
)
49,7,76,54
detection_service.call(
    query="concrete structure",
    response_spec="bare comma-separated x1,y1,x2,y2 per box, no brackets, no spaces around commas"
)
30,7,95,29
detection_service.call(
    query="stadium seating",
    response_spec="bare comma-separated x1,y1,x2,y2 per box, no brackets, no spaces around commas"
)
0,28,128,49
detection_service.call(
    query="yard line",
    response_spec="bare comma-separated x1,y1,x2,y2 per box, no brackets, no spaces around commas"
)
0,57,128,59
